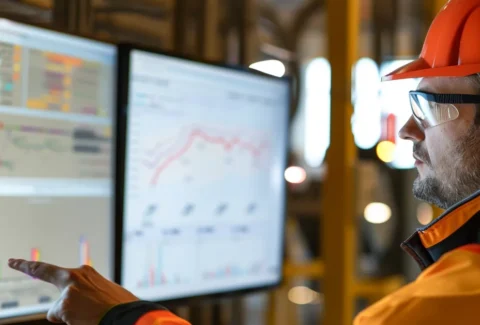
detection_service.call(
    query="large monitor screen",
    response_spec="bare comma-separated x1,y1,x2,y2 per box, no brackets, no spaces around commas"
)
117,47,289,302
0,20,116,320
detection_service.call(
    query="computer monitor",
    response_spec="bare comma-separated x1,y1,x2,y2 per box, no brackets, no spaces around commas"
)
0,19,116,321
116,45,290,302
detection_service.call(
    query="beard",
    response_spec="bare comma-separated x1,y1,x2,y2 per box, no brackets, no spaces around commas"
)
413,125,480,210
413,176,457,209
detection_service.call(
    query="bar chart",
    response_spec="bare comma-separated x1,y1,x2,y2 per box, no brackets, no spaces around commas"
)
26,50,109,117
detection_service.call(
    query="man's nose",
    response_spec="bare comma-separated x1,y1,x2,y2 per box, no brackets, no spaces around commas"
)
398,116,425,142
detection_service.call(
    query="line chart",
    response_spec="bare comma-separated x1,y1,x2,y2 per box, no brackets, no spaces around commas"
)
148,128,270,185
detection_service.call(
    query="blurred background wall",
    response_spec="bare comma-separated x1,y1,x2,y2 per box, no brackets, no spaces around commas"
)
0,0,448,324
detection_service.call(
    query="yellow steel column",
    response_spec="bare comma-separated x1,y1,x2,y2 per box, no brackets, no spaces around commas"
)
323,0,359,324
433,0,448,13
425,0,447,21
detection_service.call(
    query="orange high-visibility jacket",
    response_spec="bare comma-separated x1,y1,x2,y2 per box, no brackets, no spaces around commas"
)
355,190,480,324
100,301,191,325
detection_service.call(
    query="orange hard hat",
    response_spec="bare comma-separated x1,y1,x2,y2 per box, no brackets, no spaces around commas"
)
382,0,480,81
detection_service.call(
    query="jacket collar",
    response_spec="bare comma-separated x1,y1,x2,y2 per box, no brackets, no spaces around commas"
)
402,189,480,270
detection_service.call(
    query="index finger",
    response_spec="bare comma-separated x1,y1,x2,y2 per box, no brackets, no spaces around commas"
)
8,259,71,289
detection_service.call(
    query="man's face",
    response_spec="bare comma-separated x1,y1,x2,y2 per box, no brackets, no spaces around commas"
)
399,76,480,209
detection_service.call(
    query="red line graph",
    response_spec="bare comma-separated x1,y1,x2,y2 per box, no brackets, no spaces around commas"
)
149,129,268,185
143,125,269,169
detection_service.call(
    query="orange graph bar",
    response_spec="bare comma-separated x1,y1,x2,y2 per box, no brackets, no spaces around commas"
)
45,53,83,67
31,248,40,262
27,100,47,109
13,46,21,62
80,237,90,265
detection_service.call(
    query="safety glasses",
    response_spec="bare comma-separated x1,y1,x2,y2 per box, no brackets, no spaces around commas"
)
409,91,480,129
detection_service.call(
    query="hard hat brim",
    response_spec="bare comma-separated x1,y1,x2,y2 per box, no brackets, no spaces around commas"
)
382,58,480,81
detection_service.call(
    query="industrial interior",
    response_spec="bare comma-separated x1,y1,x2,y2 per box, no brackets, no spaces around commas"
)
0,0,454,325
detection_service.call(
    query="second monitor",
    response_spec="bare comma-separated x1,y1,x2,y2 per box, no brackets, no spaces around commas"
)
0,19,116,321
116,46,290,302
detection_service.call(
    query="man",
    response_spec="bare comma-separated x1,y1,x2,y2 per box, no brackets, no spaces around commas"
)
354,0,480,323
8,0,480,324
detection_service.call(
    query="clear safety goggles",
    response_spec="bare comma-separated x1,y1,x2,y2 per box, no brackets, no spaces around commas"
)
409,91,480,129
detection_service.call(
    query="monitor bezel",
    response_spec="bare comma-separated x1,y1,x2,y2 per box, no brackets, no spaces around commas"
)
0,18,118,325
114,43,291,308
